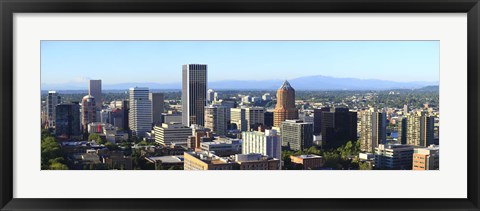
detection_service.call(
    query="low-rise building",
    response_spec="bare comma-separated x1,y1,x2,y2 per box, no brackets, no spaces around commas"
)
290,154,324,170
146,155,184,170
233,153,281,170
413,144,439,170
154,122,192,146
184,151,234,170
374,144,414,170
200,138,242,156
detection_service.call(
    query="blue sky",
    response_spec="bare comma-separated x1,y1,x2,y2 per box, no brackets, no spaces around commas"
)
41,41,439,85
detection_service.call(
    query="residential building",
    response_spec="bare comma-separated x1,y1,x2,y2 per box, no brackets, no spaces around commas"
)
358,108,387,153
407,111,435,147
397,117,407,145
281,120,313,151
46,91,61,128
182,64,207,127
129,87,152,137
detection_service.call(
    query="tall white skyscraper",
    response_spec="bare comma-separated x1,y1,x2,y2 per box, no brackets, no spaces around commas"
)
46,91,61,128
129,87,152,137
89,79,102,110
182,64,207,127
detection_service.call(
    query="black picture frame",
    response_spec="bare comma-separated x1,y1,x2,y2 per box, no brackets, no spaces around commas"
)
1,0,479,210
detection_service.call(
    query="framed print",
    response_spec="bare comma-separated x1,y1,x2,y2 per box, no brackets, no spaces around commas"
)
1,0,480,210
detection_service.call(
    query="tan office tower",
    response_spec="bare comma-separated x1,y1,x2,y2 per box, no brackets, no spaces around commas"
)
274,80,298,127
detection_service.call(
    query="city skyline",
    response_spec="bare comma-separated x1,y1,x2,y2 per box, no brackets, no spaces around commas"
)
41,41,439,86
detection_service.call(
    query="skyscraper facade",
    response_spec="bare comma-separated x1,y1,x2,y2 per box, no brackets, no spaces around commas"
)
231,107,265,132
204,105,227,136
281,120,313,151
55,103,81,138
129,87,152,137
273,80,298,127
89,80,102,110
359,108,387,153
149,92,164,125
313,107,330,135
46,91,61,128
321,107,357,149
397,117,407,145
182,64,207,127
81,95,96,132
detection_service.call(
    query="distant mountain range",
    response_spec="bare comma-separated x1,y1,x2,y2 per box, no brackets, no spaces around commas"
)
41,75,438,91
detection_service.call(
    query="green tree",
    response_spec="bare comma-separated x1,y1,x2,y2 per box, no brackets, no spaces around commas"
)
105,142,120,151
359,162,372,170
50,162,69,170
138,140,149,146
41,136,62,169
88,133,105,145
130,135,139,144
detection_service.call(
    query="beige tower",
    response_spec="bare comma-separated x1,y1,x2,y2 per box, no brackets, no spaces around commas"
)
274,80,298,127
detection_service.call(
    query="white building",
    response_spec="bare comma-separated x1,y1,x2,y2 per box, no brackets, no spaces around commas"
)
242,129,281,160
262,93,272,101
154,122,192,146
129,87,152,137
207,89,215,103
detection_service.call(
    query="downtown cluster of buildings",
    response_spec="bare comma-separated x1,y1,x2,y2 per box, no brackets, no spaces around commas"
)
41,64,440,170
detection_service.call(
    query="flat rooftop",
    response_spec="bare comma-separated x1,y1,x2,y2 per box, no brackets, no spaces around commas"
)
147,155,184,163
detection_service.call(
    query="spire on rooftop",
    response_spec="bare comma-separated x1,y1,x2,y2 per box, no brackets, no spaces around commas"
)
278,80,294,91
